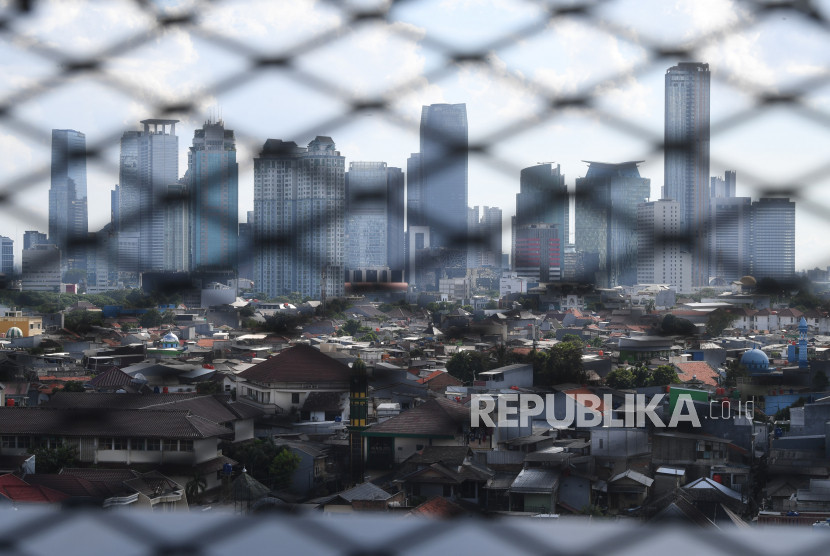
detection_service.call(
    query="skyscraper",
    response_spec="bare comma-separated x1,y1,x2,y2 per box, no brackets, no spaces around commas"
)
0,236,13,276
468,206,502,268
386,166,405,273
636,199,691,292
187,120,238,272
709,196,751,283
750,198,795,281
664,62,710,286
346,162,391,270
514,224,561,283
710,170,736,199
515,163,568,272
418,103,468,250
118,119,179,275
575,161,650,287
253,137,345,299
23,231,47,251
406,153,424,229
49,129,88,271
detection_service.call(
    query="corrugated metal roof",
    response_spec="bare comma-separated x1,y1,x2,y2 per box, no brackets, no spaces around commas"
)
509,468,560,493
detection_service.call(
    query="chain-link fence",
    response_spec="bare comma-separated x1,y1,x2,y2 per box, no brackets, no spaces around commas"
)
2,0,829,297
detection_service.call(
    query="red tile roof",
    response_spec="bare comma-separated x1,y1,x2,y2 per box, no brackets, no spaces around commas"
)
0,474,68,503
408,496,466,518
674,362,719,387
238,344,352,385
562,387,606,413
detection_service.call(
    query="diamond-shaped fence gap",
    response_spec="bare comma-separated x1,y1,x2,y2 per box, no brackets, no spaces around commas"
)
102,27,243,111
9,0,157,60
292,19,433,103
194,0,344,57
389,0,546,53
710,103,830,191
0,36,60,99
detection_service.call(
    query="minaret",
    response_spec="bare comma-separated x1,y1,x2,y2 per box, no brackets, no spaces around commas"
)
348,357,368,485
798,316,808,369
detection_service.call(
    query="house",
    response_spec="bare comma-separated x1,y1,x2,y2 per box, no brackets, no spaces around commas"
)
362,397,473,466
0,473,67,506
416,370,462,392
311,482,405,513
478,363,533,389
607,469,653,512
274,440,331,497
407,496,468,518
393,446,493,505
652,432,732,480
508,467,560,513
673,361,719,388
236,344,352,415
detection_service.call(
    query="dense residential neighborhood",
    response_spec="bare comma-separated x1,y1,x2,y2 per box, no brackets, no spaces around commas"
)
0,275,828,527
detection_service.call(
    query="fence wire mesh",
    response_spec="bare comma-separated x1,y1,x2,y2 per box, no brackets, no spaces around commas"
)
1,0,829,298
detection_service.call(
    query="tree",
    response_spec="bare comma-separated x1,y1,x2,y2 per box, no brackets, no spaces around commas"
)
447,351,489,383
269,449,301,490
161,309,178,324
605,367,635,389
706,309,736,337
64,309,103,334
340,319,363,337
542,341,586,386
561,334,583,346
139,308,162,329
31,444,78,473
485,300,498,310
723,358,747,388
650,365,679,386
62,380,86,392
186,471,207,503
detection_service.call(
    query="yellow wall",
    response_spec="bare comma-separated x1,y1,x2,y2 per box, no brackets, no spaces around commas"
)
0,317,43,338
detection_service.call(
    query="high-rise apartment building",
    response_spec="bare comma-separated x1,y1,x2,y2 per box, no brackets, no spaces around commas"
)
417,104,468,250
386,166,405,273
750,198,795,281
0,236,13,275
164,181,190,272
575,161,650,287
346,162,391,270
186,120,238,272
253,137,345,299
22,244,61,292
664,62,710,286
514,224,561,283
636,199,691,292
49,129,88,271
709,196,751,283
23,231,47,251
406,153,424,230
238,211,254,281
118,119,179,275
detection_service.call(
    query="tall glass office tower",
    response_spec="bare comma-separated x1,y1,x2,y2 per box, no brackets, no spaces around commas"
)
664,62,710,286
187,120,238,272
418,103,468,250
49,129,88,271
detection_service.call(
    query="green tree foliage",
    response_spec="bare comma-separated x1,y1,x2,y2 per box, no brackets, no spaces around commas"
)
196,381,223,395
139,308,163,329
161,309,178,324
269,449,301,490
31,444,78,473
446,350,489,383
185,471,207,503
561,334,583,346
659,314,697,336
61,380,86,392
340,319,363,337
533,341,586,387
605,364,678,389
588,336,604,348
723,358,747,388
239,305,255,318
63,309,103,334
485,300,499,310
706,309,736,337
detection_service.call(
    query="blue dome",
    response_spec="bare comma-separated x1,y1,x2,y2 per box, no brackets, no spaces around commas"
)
741,348,769,372
162,332,179,343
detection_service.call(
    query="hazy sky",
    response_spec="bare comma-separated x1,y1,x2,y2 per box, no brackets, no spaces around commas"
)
2,0,830,271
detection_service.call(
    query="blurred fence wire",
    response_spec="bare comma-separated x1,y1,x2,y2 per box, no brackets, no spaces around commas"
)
0,0,828,294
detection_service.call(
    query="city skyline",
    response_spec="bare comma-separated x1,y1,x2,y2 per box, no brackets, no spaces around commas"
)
0,0,826,274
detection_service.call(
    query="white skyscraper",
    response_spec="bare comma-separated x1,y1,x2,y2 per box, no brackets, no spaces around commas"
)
637,199,691,292
254,137,345,299
664,62,710,286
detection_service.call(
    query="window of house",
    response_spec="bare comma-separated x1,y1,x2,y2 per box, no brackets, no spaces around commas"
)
132,439,146,451
99,437,114,450
17,436,30,449
147,439,161,451
180,440,193,452
163,440,178,452
291,393,300,404
1,436,15,448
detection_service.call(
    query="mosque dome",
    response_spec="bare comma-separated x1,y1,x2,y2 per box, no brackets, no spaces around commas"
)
741,348,769,373
4,327,22,339
162,331,179,343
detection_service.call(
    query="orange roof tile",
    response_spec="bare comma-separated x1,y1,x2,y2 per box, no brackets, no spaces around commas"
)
674,362,719,387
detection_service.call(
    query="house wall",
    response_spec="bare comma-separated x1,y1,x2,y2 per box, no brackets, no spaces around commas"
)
288,450,315,495
591,428,650,458
392,436,464,464
233,419,255,442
